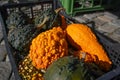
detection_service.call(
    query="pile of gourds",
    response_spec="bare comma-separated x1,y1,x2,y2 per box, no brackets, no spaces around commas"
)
6,8,112,80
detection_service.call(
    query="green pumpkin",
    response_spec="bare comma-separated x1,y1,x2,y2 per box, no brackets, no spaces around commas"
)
7,24,40,53
6,11,41,53
34,8,61,30
6,11,31,30
44,56,94,80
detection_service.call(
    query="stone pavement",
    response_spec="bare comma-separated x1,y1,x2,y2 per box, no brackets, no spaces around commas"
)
0,24,15,80
0,10,120,80
74,10,120,43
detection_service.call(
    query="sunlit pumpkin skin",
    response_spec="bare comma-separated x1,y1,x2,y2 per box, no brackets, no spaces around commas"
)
66,24,112,71
44,56,94,80
29,27,68,70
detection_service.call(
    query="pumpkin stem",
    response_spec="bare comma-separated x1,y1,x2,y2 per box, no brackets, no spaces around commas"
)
54,8,65,14
60,15,67,30
81,52,86,62
54,8,67,30
36,14,49,30
36,8,66,30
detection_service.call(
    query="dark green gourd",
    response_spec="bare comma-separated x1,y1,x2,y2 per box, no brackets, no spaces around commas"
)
34,8,61,30
7,24,39,52
7,8,63,54
6,11,31,29
44,56,94,80
6,11,40,53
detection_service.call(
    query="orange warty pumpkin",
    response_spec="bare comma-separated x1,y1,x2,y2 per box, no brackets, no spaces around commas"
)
29,27,68,69
66,23,112,71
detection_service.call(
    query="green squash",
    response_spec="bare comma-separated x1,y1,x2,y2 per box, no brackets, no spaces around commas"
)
34,8,61,30
6,11,40,53
44,56,94,80
6,11,31,30
7,24,40,53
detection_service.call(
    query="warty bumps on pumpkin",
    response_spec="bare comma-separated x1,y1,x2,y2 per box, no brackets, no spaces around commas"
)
66,23,112,71
29,27,68,70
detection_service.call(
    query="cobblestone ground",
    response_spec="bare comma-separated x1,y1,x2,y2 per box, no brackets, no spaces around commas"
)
74,10,120,43
0,24,15,80
0,6,120,80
